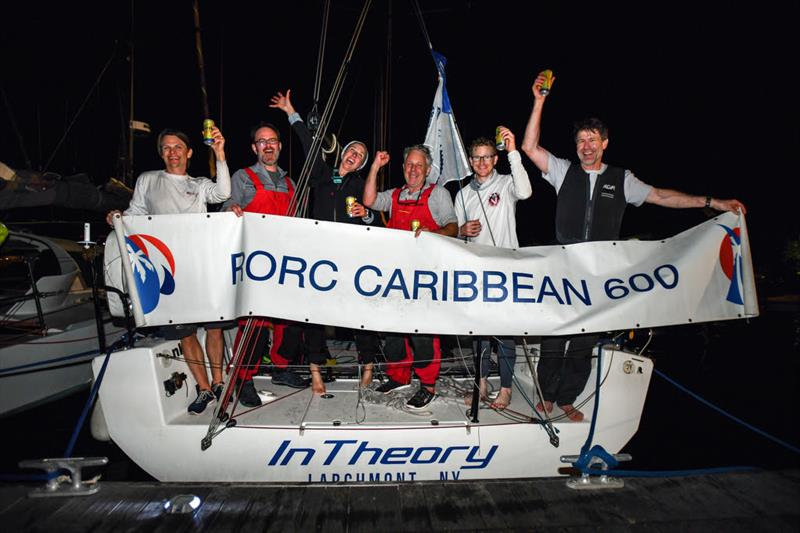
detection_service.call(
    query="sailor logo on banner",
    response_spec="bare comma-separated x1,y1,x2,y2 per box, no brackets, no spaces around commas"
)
125,234,176,313
717,224,743,305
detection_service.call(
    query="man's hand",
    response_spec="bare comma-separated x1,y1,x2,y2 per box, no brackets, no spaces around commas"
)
713,198,747,215
532,70,555,101
106,210,121,226
227,204,244,217
460,220,482,237
497,126,516,152
372,151,390,170
269,90,296,115
209,126,226,161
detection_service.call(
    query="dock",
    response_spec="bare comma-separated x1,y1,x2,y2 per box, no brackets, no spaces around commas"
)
1,469,797,531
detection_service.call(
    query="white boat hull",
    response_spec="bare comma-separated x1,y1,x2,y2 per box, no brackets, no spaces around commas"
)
94,339,653,482
0,317,126,417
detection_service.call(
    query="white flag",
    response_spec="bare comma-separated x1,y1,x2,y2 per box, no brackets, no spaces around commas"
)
423,51,471,186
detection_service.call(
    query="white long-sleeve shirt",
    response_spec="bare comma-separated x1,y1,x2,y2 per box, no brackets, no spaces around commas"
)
124,160,231,216
454,150,532,248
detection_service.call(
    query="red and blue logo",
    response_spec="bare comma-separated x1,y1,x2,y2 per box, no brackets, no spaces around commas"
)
717,224,743,305
125,234,176,314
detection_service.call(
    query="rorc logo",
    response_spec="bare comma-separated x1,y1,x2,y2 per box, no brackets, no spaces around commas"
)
125,234,176,314
717,224,743,305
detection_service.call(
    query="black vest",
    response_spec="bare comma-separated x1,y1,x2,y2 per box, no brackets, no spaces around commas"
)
555,163,627,244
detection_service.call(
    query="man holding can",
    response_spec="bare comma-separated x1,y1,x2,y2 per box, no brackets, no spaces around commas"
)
224,122,310,407
269,89,380,394
106,126,232,416
362,144,458,409
521,70,746,421
455,130,532,409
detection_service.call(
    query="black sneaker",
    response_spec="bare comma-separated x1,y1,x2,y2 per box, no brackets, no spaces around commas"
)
272,369,310,389
406,387,436,410
211,382,225,402
238,380,262,407
188,389,216,415
375,379,411,394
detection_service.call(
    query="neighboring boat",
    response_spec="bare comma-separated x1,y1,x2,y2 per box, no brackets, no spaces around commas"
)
0,232,127,417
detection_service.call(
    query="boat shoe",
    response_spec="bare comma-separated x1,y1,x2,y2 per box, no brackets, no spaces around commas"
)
188,389,216,415
406,387,436,410
272,369,310,389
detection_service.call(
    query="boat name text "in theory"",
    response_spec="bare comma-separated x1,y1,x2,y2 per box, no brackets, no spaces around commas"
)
267,440,498,470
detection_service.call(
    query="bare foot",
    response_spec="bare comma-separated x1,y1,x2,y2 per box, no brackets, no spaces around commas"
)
360,364,373,388
535,400,554,413
310,364,326,395
491,387,512,410
464,378,489,405
560,404,584,422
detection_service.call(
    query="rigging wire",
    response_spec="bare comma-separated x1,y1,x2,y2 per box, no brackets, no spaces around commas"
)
307,0,331,133
43,42,118,173
286,0,373,218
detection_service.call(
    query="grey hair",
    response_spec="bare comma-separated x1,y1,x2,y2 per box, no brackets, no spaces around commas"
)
403,144,433,167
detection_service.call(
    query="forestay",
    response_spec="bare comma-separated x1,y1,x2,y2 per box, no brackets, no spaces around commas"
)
105,211,757,335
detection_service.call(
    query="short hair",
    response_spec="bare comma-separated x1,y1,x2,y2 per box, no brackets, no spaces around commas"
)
573,118,609,142
469,137,496,156
250,122,281,143
403,144,433,166
156,129,191,155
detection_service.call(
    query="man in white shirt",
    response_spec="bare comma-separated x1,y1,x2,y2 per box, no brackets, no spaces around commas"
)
107,127,232,415
455,129,532,409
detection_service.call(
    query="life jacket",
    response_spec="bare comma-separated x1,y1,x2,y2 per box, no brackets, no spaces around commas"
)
243,167,294,215
555,164,626,244
387,185,441,231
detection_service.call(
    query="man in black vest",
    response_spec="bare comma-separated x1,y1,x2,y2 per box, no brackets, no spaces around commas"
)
521,70,746,421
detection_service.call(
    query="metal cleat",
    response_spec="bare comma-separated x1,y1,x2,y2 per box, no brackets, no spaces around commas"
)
560,452,631,490
19,457,108,497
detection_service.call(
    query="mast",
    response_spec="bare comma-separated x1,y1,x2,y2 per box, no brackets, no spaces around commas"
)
192,0,215,178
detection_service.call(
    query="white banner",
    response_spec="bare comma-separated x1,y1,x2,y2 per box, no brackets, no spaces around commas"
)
423,51,471,186
105,211,758,336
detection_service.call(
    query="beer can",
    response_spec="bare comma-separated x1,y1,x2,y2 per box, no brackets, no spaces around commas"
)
203,119,215,145
345,196,356,217
410,219,421,232
540,69,554,96
495,127,506,151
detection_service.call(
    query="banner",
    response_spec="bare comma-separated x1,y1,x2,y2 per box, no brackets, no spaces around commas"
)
105,212,758,336
423,51,471,186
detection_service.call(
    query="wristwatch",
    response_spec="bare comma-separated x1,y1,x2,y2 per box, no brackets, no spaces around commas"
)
704,196,712,209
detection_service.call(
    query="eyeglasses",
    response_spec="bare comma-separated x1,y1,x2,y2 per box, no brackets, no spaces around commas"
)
470,155,496,162
254,138,280,147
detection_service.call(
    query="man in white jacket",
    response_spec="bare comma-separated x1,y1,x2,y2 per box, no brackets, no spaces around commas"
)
454,128,532,409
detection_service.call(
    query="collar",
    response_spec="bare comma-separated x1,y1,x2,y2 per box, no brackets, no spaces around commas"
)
469,170,498,191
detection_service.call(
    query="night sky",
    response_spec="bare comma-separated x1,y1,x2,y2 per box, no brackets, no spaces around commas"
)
2,1,797,278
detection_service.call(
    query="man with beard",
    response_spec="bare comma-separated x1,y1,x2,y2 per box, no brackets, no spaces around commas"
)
521,70,746,421
225,122,309,407
269,90,380,395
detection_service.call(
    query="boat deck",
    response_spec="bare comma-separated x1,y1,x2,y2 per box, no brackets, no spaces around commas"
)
2,469,797,531
175,374,579,430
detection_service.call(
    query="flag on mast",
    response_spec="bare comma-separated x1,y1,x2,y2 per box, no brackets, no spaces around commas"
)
424,51,470,186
